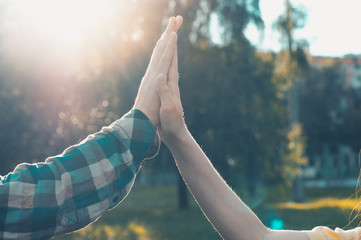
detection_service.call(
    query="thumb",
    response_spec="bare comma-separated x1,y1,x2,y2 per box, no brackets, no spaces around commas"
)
156,74,172,104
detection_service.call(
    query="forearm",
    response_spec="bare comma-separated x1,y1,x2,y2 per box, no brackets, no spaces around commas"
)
167,130,310,240
0,110,159,240
167,131,268,240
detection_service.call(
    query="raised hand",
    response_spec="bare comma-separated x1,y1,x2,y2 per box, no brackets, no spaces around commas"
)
155,17,189,147
156,73,187,147
133,16,183,127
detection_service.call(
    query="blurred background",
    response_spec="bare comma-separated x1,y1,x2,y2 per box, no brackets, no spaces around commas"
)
0,0,360,239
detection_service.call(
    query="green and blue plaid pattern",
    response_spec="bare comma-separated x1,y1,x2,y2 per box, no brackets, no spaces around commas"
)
0,109,159,240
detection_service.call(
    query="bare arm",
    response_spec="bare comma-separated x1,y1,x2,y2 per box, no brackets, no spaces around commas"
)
166,130,269,240
165,130,309,240
155,36,310,240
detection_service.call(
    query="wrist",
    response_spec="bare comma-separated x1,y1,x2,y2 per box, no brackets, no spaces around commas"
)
132,105,159,127
164,126,191,153
133,98,160,128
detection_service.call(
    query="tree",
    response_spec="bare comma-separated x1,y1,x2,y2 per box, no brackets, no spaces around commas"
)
0,0,304,211
299,63,346,153
275,0,308,202
341,88,361,149
0,78,38,175
163,0,292,207
0,0,169,172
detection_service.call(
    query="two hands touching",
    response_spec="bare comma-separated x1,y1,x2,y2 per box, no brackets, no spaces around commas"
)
133,15,187,147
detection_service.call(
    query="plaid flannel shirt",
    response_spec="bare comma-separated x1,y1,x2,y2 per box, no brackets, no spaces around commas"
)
0,109,159,240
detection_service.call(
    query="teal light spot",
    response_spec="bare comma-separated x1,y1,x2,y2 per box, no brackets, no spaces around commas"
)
269,217,284,230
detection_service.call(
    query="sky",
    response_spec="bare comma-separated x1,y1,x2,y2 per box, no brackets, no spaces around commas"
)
245,0,361,57
2,0,360,60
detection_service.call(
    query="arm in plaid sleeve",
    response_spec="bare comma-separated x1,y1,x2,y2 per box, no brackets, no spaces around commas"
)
0,109,159,240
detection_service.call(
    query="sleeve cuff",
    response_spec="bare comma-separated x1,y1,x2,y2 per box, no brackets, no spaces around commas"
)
111,109,160,163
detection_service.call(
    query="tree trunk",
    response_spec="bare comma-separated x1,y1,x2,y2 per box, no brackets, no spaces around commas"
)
292,176,304,203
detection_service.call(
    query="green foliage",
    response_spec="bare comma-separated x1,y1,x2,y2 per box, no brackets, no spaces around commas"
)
0,0,325,194
339,89,361,149
0,0,168,172
283,124,308,180
0,0,295,188
179,43,288,185
0,79,35,174
274,1,309,200
299,63,346,154
275,0,307,53
166,0,290,186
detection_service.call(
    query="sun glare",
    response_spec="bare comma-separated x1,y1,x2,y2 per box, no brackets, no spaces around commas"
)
2,0,115,63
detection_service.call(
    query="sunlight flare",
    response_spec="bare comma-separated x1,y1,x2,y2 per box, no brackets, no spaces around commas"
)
2,0,116,63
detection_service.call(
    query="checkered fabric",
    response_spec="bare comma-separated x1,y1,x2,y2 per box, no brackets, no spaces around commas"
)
0,109,159,240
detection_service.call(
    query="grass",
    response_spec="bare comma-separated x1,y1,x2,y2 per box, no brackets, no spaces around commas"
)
55,186,220,240
274,187,360,230
54,186,360,240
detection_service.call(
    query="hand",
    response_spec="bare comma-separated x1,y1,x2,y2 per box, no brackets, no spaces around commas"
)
133,16,183,127
156,72,187,147
156,17,187,146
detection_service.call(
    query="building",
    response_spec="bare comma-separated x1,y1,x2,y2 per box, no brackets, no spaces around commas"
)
343,55,361,88
310,54,361,89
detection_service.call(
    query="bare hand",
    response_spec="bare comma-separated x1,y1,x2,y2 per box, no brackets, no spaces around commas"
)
133,16,183,127
156,72,187,147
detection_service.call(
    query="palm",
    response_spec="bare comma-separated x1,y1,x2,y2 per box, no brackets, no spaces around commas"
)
133,16,183,127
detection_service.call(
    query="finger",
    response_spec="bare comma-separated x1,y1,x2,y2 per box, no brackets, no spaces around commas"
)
158,32,177,76
157,17,177,52
148,17,177,69
158,73,183,116
176,15,183,31
168,40,180,97
166,16,178,35
156,74,172,104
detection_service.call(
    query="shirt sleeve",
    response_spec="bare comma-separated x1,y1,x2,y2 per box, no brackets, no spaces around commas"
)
305,226,361,240
0,109,160,240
